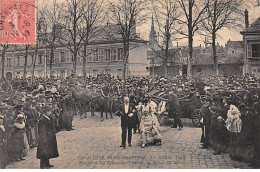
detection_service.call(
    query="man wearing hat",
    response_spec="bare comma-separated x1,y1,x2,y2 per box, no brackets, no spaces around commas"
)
37,105,59,169
0,114,9,168
23,100,37,149
200,95,211,149
166,92,183,129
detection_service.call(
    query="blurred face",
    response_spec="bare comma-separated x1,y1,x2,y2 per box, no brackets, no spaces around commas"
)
0,118,3,125
124,97,129,104
47,110,52,116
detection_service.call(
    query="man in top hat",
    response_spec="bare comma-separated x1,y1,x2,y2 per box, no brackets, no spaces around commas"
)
36,105,59,169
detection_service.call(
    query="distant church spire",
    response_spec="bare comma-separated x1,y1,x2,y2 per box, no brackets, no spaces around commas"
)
149,14,158,49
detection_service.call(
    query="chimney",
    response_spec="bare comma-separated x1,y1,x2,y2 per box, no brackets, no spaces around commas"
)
245,9,249,28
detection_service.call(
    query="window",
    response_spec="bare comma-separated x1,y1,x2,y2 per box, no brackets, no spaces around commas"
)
54,53,59,64
46,52,50,64
31,55,34,65
7,57,11,67
60,70,65,77
93,50,98,62
93,70,98,77
60,52,65,63
17,56,20,66
38,55,42,64
77,55,81,63
111,48,117,61
87,50,92,62
105,69,110,74
117,48,123,61
105,49,111,61
252,44,260,57
71,54,74,63
117,69,123,78
98,49,104,62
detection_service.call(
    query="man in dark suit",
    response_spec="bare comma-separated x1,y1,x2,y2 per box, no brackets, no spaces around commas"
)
60,93,76,131
37,105,59,169
115,96,137,148
166,92,183,129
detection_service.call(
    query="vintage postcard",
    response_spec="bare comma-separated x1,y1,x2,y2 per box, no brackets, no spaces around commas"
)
0,0,259,169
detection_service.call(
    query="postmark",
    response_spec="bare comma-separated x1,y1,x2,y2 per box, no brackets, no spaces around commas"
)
0,0,36,44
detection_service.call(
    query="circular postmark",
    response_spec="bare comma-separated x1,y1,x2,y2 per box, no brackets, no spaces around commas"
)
0,0,36,44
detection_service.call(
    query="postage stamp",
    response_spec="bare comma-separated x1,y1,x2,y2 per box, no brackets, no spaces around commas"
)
0,0,36,44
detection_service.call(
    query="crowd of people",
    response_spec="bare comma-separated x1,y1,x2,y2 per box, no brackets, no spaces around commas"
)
0,73,259,169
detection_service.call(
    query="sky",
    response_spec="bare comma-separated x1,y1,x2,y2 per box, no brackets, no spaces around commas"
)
138,4,260,47
38,0,260,47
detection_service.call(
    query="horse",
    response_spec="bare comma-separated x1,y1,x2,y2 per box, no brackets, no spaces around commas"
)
69,86,112,121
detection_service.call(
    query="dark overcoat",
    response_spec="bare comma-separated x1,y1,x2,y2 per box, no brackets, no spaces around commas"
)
0,129,9,168
116,103,137,127
36,115,59,159
166,93,181,116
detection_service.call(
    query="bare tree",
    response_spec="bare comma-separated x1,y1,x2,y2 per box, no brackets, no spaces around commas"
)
79,0,104,79
23,44,30,79
108,0,148,80
41,0,63,77
177,0,209,77
151,0,181,77
0,44,9,79
201,0,245,75
31,5,46,85
58,0,86,78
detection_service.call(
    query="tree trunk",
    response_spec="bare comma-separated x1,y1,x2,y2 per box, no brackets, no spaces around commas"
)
73,52,77,78
188,35,193,77
50,47,54,77
83,45,87,79
212,32,218,75
32,45,38,86
123,43,130,81
23,45,29,79
162,60,168,77
1,49,5,79
187,0,193,78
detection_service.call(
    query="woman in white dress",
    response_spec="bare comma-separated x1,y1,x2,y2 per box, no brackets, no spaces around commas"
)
139,98,162,148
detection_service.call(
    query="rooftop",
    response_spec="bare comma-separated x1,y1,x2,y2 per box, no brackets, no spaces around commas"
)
241,17,260,35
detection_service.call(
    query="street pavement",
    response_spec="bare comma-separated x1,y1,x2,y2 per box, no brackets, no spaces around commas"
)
6,113,251,169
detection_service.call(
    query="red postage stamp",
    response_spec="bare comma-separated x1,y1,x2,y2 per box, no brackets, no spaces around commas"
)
0,0,36,44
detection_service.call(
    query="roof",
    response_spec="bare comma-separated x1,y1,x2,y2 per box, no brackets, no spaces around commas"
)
147,48,181,64
241,17,260,35
6,24,146,52
225,41,243,49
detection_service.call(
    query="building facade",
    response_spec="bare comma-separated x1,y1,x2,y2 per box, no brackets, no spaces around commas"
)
241,17,260,78
1,24,149,79
147,16,244,77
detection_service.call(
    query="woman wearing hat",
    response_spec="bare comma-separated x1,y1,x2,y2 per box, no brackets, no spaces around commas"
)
7,114,27,162
36,105,59,169
0,114,9,168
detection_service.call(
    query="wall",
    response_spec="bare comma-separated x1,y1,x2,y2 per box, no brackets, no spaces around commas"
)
0,41,148,79
129,42,149,76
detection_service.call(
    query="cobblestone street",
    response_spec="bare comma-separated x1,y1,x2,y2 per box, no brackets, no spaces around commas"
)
7,114,250,169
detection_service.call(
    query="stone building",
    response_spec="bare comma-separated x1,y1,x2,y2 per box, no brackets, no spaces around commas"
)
147,17,244,77
1,24,149,79
241,16,260,78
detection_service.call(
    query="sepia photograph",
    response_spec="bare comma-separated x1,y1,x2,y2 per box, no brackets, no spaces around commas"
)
0,0,260,169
